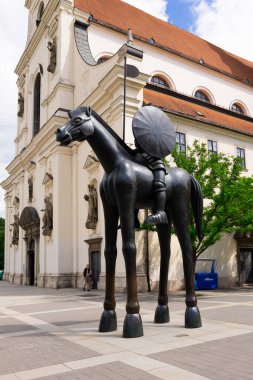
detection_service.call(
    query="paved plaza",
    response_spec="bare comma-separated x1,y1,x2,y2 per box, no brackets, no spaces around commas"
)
0,282,253,379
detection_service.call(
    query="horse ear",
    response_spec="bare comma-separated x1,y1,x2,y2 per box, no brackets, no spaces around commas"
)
87,107,92,116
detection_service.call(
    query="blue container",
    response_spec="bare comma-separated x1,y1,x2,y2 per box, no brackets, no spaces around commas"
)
195,272,218,290
195,259,218,290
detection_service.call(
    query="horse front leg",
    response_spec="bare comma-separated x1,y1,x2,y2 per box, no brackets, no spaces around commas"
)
154,216,171,324
173,205,202,329
118,198,143,338
99,202,119,333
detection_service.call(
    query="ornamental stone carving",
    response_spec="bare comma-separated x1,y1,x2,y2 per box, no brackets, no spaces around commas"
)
28,176,33,203
11,214,19,245
17,93,24,118
84,184,98,229
19,207,40,241
41,196,53,236
47,37,57,73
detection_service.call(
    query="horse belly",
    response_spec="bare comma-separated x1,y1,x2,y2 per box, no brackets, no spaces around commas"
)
134,168,154,209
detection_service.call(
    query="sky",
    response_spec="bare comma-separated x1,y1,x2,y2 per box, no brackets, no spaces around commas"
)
1,0,253,217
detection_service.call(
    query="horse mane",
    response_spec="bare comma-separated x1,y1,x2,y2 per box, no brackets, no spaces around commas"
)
91,110,135,156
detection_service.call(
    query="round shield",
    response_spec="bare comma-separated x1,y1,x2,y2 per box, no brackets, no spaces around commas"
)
132,106,176,158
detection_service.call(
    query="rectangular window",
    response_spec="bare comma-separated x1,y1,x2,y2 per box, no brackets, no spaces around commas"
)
236,147,246,169
207,139,217,154
176,132,186,153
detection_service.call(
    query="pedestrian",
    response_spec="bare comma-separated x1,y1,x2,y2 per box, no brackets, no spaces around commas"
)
83,264,91,291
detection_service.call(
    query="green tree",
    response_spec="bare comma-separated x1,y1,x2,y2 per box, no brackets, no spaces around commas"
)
0,218,5,269
171,141,253,258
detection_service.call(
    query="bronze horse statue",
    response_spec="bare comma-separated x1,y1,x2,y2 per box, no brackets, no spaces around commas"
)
56,106,203,338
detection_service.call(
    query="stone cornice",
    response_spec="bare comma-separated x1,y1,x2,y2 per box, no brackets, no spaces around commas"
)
83,155,99,171
15,127,28,144
83,63,149,118
1,170,25,190
41,81,75,107
16,0,62,76
25,0,32,9
5,115,68,177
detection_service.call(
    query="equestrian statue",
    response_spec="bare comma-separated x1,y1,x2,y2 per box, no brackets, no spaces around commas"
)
56,105,203,338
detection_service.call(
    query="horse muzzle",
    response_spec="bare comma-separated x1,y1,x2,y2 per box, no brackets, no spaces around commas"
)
56,127,72,146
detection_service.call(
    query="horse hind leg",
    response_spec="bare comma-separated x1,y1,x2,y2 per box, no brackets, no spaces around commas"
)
99,204,118,333
118,197,143,338
172,203,202,328
154,217,171,324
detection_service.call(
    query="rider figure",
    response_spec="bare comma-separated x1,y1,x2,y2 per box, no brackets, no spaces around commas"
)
134,140,167,225
132,106,176,226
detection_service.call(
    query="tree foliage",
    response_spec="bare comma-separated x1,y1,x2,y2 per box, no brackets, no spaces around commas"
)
171,141,253,257
0,218,5,269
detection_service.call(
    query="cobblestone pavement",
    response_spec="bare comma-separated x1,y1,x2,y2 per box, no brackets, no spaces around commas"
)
0,282,253,379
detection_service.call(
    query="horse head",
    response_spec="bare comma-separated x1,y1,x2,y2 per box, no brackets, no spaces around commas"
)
56,106,94,146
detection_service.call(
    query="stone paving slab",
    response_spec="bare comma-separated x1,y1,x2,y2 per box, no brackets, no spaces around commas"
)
37,362,159,380
9,301,99,314
0,317,38,334
200,305,253,325
197,294,253,303
0,333,99,376
149,332,253,380
28,307,104,326
1,282,253,380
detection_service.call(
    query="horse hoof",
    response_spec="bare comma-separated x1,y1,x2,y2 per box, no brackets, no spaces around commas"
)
123,313,143,338
99,310,117,332
185,306,202,328
154,305,170,324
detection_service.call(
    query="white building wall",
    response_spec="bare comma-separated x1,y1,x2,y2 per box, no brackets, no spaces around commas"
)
2,0,253,290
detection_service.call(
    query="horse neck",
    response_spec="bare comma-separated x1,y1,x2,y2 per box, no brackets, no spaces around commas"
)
87,116,132,174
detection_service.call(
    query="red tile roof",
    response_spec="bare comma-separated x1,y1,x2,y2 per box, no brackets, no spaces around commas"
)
143,88,253,136
74,0,253,85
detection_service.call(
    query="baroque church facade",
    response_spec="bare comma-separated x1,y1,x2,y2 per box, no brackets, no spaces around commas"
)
2,0,253,290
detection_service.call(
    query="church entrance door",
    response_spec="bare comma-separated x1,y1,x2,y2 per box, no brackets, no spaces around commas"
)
28,239,35,286
239,248,253,284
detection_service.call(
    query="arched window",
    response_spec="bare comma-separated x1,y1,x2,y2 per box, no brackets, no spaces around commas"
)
97,56,110,64
150,75,169,89
33,74,41,136
231,102,245,115
36,2,44,27
194,90,210,102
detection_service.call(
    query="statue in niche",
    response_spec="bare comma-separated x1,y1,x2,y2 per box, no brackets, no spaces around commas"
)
84,184,98,229
28,177,33,202
11,214,19,245
17,93,24,118
47,37,57,73
42,196,53,236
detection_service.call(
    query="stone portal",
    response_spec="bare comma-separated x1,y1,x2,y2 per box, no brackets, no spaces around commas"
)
19,207,40,285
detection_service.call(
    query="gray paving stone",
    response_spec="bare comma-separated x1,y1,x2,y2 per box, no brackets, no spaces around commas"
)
0,333,99,376
0,317,38,334
150,332,253,380
32,306,125,327
201,304,253,325
37,362,159,380
198,294,253,303
1,282,253,380
9,300,98,314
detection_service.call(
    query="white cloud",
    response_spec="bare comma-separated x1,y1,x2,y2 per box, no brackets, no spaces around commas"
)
189,0,253,61
122,0,169,21
0,1,28,217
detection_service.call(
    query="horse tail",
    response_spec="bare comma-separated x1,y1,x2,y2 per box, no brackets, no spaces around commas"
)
190,175,203,241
